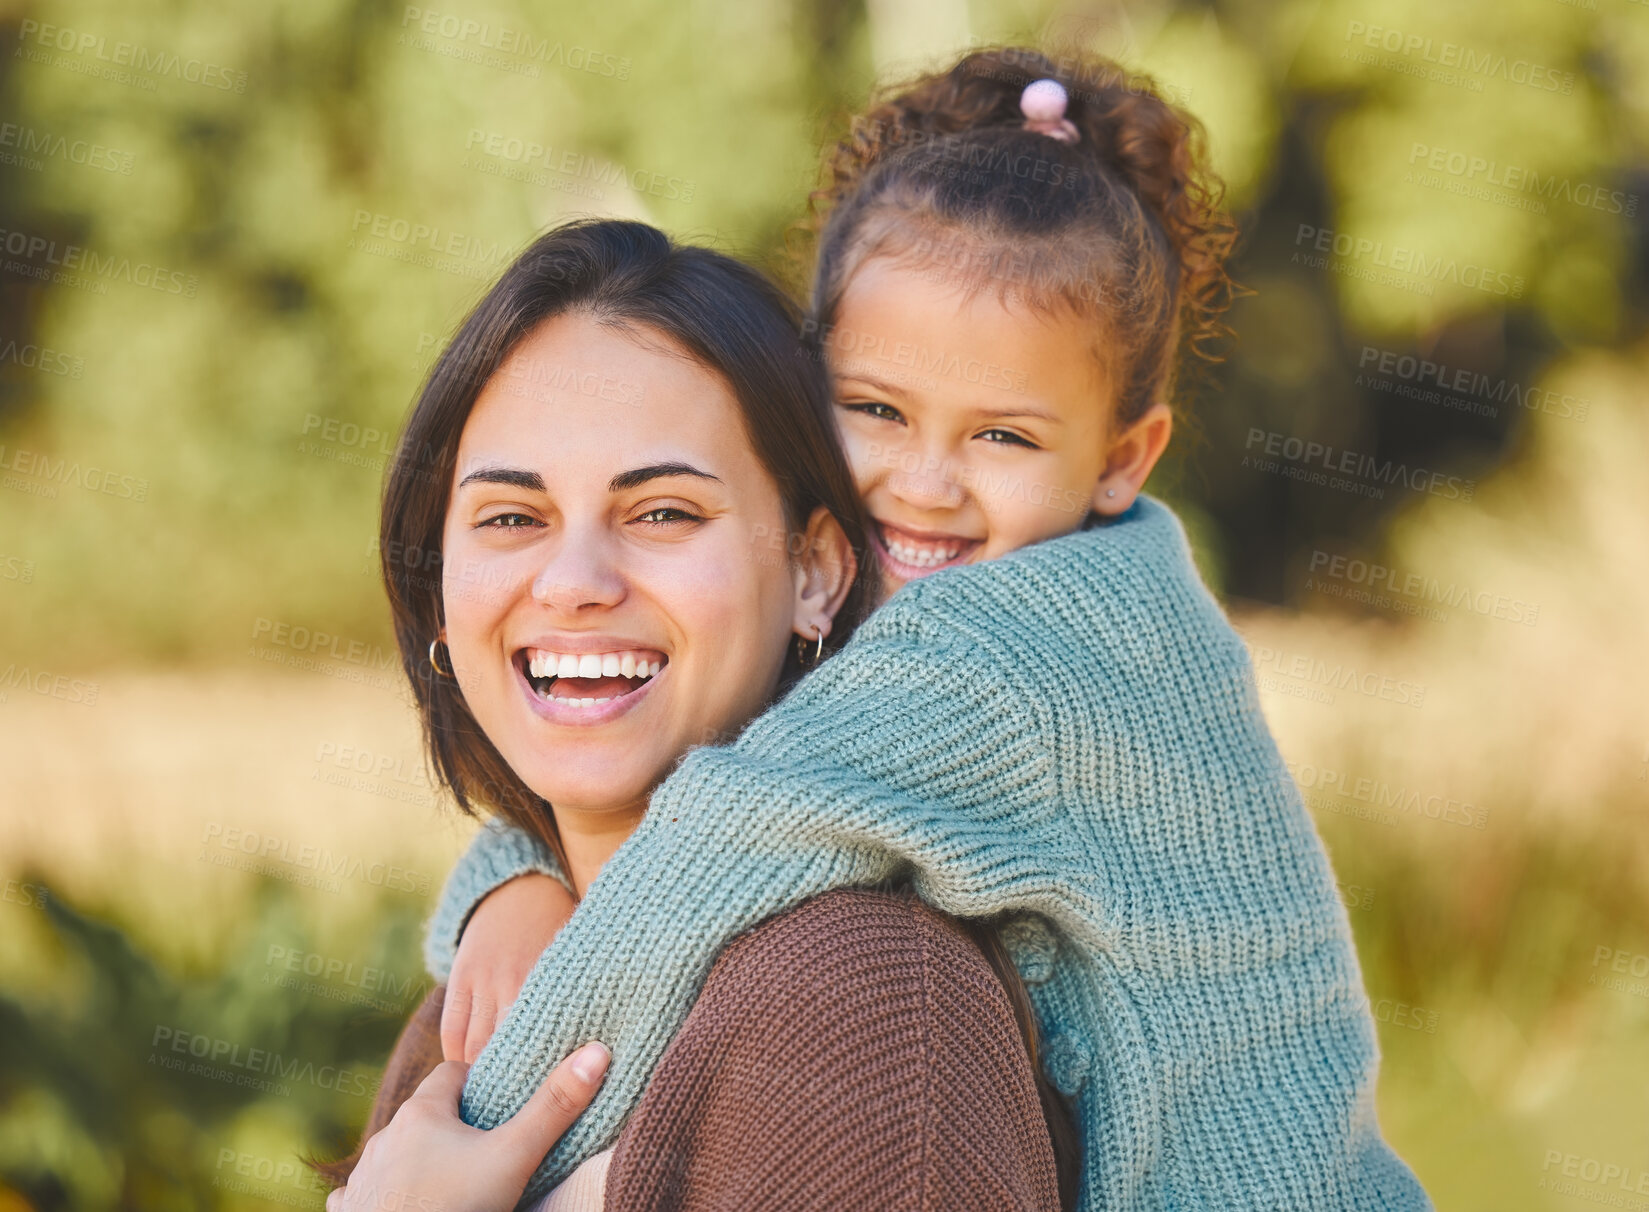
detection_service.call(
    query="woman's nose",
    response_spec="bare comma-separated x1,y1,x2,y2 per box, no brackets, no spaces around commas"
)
529,530,626,612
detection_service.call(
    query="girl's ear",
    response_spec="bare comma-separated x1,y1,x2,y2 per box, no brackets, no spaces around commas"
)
1092,402,1172,516
791,506,859,641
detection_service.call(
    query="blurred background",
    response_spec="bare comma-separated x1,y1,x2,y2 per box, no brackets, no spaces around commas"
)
0,0,1644,1208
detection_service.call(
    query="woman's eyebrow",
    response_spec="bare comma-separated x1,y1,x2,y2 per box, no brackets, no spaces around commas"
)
607,462,722,492
456,462,722,494
458,466,544,491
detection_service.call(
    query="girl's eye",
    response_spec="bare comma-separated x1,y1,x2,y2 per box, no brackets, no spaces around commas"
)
635,506,704,525
478,512,541,529
976,428,1040,449
841,400,905,424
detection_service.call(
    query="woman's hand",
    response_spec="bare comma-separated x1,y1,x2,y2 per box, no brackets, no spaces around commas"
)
442,873,578,1063
325,1041,610,1212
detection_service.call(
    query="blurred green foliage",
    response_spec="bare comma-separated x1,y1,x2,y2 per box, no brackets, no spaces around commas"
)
0,0,1643,661
1,873,425,1210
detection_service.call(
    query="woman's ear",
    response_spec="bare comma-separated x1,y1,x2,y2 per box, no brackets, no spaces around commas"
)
1091,402,1172,516
791,506,858,640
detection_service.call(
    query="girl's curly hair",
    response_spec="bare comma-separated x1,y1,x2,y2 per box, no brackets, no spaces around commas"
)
808,46,1241,425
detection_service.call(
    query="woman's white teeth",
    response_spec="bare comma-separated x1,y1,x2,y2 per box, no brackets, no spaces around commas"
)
885,535,962,567
526,649,663,682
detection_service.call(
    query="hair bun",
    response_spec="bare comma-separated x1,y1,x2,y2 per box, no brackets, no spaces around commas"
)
1020,79,1080,143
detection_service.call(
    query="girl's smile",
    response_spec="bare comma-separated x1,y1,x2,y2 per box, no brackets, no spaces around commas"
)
867,517,984,582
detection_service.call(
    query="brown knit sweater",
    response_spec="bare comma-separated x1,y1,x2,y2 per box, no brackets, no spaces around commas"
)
325,887,1061,1210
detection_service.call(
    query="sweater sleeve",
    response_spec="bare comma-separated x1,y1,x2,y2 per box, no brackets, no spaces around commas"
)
423,819,572,982
603,887,1062,1212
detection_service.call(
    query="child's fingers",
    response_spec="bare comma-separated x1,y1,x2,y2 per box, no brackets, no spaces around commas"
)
493,1041,610,1173
438,985,472,1063
463,989,501,1063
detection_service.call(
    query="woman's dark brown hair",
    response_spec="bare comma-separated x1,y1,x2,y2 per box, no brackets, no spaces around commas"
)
808,45,1241,430
379,218,877,879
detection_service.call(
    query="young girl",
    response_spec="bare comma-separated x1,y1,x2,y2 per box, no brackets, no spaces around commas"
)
425,48,1429,1211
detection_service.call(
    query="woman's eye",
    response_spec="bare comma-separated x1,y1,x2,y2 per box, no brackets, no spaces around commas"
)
478,512,540,529
842,400,904,424
635,507,704,525
977,428,1039,449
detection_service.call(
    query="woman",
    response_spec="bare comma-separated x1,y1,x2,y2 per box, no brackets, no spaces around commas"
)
317,218,1075,1210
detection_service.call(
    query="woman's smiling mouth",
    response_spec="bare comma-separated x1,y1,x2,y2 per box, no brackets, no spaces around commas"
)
870,519,984,582
514,644,668,724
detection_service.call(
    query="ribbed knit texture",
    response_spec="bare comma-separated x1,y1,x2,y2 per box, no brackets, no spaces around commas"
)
424,818,574,980
432,495,1431,1211
604,886,1061,1210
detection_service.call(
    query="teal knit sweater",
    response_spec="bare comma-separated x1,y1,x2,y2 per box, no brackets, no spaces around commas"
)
425,495,1430,1210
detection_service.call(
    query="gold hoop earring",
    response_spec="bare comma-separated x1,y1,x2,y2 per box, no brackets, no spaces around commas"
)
428,637,454,678
794,628,825,670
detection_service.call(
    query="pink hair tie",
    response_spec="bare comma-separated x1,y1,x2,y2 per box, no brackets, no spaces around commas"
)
1020,79,1080,144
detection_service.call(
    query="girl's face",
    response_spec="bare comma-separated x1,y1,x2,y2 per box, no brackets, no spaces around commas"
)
441,313,806,820
828,256,1163,601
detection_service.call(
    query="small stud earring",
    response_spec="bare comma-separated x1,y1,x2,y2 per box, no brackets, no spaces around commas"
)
1105,488,1116,498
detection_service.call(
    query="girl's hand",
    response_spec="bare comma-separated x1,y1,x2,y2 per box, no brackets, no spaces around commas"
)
325,1042,610,1212
442,873,577,1063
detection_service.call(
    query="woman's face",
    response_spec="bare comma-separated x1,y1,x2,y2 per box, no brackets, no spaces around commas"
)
826,256,1116,601
441,313,804,819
